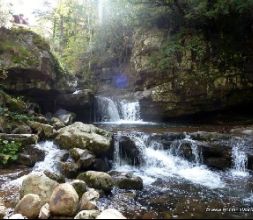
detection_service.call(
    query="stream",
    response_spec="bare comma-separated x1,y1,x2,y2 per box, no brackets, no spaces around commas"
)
1,96,253,219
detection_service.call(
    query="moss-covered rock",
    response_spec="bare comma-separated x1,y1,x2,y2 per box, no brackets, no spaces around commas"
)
55,122,112,156
0,27,67,92
77,171,113,193
130,28,253,120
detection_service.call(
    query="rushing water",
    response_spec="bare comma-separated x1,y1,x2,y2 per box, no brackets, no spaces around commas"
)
96,127,253,218
93,96,253,218
95,96,143,123
113,131,224,189
0,141,65,209
231,138,249,177
1,96,253,219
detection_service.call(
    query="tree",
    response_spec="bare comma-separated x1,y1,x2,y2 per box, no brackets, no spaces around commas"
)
0,0,12,27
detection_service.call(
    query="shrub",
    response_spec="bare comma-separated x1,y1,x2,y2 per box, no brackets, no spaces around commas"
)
0,139,21,165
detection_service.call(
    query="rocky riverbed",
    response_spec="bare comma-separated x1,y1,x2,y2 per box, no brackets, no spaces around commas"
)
1,117,253,219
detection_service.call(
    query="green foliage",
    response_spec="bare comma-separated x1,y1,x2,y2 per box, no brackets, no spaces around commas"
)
0,139,21,165
0,107,34,122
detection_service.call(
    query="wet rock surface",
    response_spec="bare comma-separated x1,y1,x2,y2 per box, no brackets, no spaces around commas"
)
77,171,113,193
55,122,112,155
15,194,43,219
49,183,79,217
20,173,59,204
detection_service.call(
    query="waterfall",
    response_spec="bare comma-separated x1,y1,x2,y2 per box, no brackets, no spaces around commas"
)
96,96,121,122
33,141,67,174
231,138,249,177
120,100,142,122
113,132,224,189
95,96,142,123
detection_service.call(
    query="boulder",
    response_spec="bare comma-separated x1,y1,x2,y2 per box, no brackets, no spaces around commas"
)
55,122,112,155
49,183,79,217
96,209,126,219
15,194,43,219
28,121,55,139
51,117,65,130
118,136,142,166
44,170,65,183
0,134,38,145
20,173,59,204
91,158,110,172
12,125,32,134
70,180,87,198
77,171,113,192
17,145,45,167
74,210,100,219
110,172,143,190
39,203,50,219
60,161,79,179
17,153,40,167
70,148,87,161
54,109,76,125
77,151,96,170
79,189,100,211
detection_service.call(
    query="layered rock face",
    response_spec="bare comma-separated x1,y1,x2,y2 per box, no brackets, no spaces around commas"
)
132,28,253,120
0,27,93,121
94,25,253,121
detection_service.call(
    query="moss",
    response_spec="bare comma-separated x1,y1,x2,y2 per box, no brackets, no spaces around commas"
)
0,90,27,113
0,39,39,68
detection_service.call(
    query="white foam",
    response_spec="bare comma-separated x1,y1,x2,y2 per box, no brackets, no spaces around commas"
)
113,132,225,189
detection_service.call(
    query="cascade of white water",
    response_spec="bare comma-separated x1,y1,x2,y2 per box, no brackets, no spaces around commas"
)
33,141,67,174
96,96,121,122
231,138,249,177
95,96,142,123
0,141,66,191
120,100,142,122
113,132,224,189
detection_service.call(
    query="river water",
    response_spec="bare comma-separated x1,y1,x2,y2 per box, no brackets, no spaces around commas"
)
0,97,253,219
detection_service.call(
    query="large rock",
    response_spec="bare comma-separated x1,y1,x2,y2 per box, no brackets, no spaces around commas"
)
54,109,76,125
118,136,143,166
49,183,79,217
96,209,126,219
77,171,113,192
17,145,45,167
0,27,69,93
12,125,32,134
55,122,112,155
44,170,65,183
15,194,43,219
20,173,59,204
79,189,100,211
70,180,87,198
77,151,96,170
110,172,143,190
51,117,65,130
70,148,87,161
74,210,100,219
28,121,55,139
59,161,80,179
